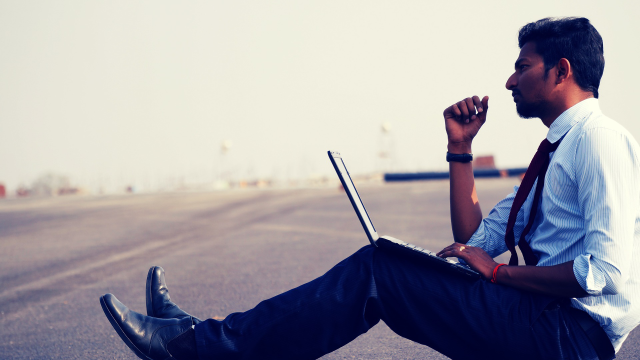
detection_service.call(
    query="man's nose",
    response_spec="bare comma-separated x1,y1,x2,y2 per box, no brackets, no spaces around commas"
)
505,73,517,90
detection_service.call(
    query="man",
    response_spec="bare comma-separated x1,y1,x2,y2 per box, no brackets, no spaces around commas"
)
101,17,640,359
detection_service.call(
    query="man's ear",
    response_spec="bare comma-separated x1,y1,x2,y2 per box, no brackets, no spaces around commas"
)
555,58,571,84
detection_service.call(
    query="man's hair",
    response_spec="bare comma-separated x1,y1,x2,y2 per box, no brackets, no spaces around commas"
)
518,17,604,98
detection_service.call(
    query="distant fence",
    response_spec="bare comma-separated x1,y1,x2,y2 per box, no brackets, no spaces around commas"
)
384,168,528,182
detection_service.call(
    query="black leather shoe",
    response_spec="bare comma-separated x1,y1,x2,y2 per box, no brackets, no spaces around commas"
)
146,266,202,324
100,293,194,360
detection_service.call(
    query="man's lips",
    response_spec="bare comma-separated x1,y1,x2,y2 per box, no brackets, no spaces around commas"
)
512,92,521,102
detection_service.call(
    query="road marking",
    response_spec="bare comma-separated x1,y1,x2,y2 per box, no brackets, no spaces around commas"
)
0,235,183,301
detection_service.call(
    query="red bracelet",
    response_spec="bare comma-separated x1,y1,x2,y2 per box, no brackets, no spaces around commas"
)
491,263,507,284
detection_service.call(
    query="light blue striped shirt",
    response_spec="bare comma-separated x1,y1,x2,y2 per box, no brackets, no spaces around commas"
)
467,98,640,352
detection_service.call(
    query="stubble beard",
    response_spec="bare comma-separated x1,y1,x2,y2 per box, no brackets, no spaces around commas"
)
516,100,542,119
516,71,551,120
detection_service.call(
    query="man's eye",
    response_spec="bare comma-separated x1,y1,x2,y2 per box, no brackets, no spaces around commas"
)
519,65,528,70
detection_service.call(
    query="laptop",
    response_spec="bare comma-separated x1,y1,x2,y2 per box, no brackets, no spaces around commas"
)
328,150,480,279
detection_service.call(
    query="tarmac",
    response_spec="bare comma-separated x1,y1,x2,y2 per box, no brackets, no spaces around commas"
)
1,178,639,359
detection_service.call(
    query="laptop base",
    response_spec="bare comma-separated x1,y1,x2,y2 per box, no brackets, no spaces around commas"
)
377,236,481,279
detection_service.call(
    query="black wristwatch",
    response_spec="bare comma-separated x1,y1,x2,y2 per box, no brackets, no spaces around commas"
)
446,152,473,163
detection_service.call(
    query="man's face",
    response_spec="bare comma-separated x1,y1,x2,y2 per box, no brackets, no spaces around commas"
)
505,42,554,119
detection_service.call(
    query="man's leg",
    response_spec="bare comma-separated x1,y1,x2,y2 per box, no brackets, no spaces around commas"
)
371,248,599,360
194,245,599,360
195,245,381,360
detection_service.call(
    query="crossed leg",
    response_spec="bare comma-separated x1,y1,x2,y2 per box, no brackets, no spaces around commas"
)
102,245,599,359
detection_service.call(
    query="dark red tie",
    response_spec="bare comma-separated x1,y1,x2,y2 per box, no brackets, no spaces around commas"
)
504,138,560,266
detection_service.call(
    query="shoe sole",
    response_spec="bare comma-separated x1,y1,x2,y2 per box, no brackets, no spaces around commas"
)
100,295,153,360
146,266,159,317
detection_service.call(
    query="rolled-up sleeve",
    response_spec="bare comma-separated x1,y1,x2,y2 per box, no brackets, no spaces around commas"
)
574,128,640,296
466,184,530,259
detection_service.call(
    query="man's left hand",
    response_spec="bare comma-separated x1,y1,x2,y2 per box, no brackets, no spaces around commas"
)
437,243,498,280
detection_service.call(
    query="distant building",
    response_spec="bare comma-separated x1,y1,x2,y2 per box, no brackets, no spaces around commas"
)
58,187,80,196
473,155,496,170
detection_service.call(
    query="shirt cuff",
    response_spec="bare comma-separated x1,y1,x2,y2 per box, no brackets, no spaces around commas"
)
458,222,486,266
573,253,606,296
465,221,486,248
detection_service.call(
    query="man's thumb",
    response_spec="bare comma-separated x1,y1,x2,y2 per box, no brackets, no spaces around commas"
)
479,96,489,121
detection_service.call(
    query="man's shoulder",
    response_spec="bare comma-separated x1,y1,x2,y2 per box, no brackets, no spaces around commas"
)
567,112,640,165
581,111,620,130
575,112,638,145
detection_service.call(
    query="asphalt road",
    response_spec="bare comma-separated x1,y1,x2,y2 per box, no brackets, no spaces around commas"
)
1,178,639,359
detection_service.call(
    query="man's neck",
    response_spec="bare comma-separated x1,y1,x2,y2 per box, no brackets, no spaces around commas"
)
540,92,594,128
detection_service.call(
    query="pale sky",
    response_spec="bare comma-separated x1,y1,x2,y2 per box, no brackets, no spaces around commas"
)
1,1,639,193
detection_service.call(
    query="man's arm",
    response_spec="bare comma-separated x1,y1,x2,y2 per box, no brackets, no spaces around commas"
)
443,96,489,243
449,158,482,244
439,95,588,298
437,243,589,298
498,262,588,297
500,128,638,299
573,128,638,296
438,122,640,299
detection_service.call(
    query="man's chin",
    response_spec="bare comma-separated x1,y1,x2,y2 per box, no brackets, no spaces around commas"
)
516,103,539,119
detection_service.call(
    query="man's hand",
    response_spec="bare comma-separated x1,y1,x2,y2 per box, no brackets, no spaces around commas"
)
443,96,489,153
437,242,497,280
437,243,589,297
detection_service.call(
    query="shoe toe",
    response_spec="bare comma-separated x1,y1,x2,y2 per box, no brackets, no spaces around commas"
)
147,266,168,315
101,293,195,360
100,294,151,360
101,293,130,323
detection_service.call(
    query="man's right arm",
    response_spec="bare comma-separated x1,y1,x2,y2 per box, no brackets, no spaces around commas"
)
443,96,489,243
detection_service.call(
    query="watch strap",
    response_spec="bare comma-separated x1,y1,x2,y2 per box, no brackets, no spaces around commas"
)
446,152,473,163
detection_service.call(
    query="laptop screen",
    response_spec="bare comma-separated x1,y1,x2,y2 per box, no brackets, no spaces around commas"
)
328,151,379,244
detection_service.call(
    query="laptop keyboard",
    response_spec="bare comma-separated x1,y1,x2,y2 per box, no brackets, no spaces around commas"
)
379,236,481,279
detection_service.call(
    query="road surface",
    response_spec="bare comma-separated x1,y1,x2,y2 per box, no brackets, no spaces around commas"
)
1,178,638,359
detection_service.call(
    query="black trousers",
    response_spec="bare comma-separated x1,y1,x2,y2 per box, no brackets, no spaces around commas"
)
194,245,600,359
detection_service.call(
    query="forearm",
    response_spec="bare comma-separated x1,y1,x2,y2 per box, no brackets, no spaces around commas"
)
496,261,589,298
443,95,489,243
438,244,590,298
448,143,483,243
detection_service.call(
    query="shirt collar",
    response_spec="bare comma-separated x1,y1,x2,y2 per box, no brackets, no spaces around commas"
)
547,98,601,144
